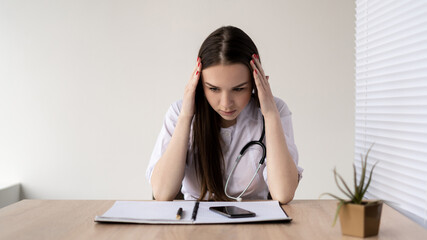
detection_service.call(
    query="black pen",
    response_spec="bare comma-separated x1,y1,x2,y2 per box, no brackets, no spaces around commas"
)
191,201,200,221
176,207,183,220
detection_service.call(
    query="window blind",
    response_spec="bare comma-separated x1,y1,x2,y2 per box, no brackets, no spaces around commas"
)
355,0,427,228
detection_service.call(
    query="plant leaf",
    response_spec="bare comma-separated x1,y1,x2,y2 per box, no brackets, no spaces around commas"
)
319,193,346,202
361,161,379,197
357,144,374,199
353,163,357,197
332,201,345,227
353,163,362,203
319,193,346,227
334,168,355,200
358,153,367,197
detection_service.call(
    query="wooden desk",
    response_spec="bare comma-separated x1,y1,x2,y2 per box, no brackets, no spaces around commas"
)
0,200,425,239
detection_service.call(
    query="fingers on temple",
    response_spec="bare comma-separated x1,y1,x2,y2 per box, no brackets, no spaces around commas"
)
250,60,259,79
252,54,266,77
250,61,264,87
253,68,265,92
190,57,202,88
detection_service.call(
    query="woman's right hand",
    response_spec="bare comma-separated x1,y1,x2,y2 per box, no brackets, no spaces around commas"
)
180,57,202,119
151,58,201,200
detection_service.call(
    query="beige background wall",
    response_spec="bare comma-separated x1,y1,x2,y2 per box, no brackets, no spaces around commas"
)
0,0,355,200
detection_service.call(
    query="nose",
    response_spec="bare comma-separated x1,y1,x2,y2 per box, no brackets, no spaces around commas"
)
220,92,234,109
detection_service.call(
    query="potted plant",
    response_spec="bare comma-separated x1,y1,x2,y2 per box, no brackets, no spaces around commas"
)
321,144,383,238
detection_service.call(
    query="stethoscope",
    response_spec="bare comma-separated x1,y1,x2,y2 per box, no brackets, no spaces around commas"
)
224,116,266,201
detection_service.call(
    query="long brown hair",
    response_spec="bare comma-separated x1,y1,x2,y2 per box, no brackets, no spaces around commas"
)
193,26,260,200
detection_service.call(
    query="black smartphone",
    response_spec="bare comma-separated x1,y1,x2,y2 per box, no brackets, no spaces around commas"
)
209,206,256,218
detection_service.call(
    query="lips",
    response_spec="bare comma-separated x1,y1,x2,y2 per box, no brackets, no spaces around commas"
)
220,110,236,116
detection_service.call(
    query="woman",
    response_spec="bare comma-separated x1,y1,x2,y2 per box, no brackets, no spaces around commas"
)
146,26,303,203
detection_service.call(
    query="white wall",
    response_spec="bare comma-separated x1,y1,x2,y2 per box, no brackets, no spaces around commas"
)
0,0,355,200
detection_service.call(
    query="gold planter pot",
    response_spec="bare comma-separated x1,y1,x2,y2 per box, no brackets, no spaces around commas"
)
339,201,383,237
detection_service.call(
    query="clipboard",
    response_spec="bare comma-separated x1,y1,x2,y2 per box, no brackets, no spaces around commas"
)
94,200,292,224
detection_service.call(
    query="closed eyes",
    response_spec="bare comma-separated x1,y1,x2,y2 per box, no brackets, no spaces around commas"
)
209,87,246,92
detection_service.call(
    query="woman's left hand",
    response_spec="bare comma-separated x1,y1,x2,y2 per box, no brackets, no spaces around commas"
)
251,54,299,204
250,54,278,118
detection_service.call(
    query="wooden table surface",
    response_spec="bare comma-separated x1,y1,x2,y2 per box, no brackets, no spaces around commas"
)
0,199,425,239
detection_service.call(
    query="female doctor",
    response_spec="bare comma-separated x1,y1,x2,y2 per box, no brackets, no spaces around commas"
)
146,26,303,204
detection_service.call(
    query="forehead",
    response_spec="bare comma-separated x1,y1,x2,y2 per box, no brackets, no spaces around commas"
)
202,63,250,86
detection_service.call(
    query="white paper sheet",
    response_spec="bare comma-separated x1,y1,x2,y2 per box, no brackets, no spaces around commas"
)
95,200,291,224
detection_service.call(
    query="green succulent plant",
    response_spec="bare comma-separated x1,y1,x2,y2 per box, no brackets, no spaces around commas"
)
321,144,381,226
